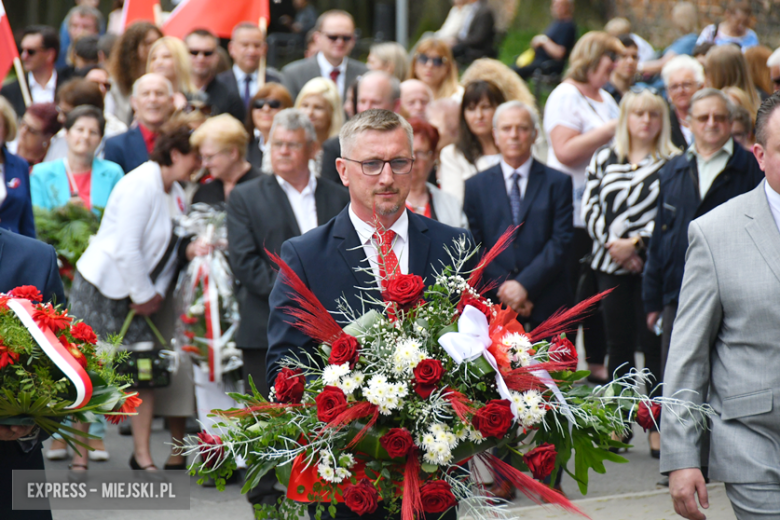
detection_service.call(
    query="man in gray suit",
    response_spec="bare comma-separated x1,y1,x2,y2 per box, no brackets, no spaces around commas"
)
281,10,368,101
661,95,780,519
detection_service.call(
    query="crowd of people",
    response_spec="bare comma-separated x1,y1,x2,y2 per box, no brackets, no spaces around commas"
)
2,0,780,518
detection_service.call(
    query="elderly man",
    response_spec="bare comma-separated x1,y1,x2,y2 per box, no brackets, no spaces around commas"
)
103,74,175,174
644,88,763,375
513,0,577,79
281,10,368,100
400,79,434,120
662,55,705,149
186,29,245,121
662,95,780,520
768,47,780,93
57,1,102,69
1,26,61,117
320,71,400,184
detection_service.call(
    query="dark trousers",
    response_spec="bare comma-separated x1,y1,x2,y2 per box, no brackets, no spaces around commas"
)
595,272,662,397
571,228,607,366
309,503,458,520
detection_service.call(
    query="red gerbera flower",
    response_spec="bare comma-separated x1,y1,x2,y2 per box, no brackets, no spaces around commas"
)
70,322,98,345
9,286,43,303
0,344,19,369
33,304,73,333
107,392,143,424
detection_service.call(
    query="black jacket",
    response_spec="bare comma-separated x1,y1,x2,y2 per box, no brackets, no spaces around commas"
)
668,105,689,151
215,68,283,124
227,174,349,349
452,0,496,64
643,141,764,313
320,136,343,186
203,76,246,123
0,72,66,118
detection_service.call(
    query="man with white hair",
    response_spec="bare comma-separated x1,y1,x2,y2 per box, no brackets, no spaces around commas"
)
768,47,780,93
103,74,175,174
662,55,705,148
400,79,434,120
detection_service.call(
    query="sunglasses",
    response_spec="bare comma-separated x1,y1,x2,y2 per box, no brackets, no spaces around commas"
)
189,49,215,57
604,51,618,62
21,47,43,57
253,98,282,110
691,113,729,124
416,54,446,67
183,103,212,116
629,85,660,96
324,34,353,43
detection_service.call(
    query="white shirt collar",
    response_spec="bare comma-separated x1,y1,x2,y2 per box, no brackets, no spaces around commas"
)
275,170,317,194
685,137,734,162
348,204,409,246
317,51,346,76
233,64,257,82
28,70,56,90
500,156,533,182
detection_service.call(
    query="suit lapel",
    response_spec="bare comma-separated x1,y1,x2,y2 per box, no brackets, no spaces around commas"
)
407,211,431,279
486,167,514,228
266,176,301,236
332,209,375,289
745,182,780,285
314,183,338,225
516,159,544,225
129,127,149,160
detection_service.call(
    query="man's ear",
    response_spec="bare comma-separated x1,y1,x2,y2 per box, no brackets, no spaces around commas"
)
752,142,766,171
335,157,349,186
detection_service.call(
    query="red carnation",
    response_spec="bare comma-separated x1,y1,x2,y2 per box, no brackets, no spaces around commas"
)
420,480,457,513
379,428,414,458
382,273,425,310
343,479,379,516
70,322,98,345
196,431,225,468
9,286,43,303
0,344,19,369
523,443,557,480
548,335,577,369
275,367,306,404
33,304,73,333
457,293,493,322
636,401,661,431
472,399,514,438
180,314,198,325
314,386,348,423
413,359,444,399
328,333,360,367
107,392,143,424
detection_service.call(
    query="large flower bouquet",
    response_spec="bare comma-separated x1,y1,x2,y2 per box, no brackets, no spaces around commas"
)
0,286,140,447
181,232,710,520
175,203,242,382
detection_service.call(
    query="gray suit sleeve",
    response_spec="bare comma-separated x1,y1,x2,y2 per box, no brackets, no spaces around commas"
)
659,220,722,474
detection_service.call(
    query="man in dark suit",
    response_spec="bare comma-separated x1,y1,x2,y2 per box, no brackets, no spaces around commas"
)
452,0,497,66
0,229,66,520
1,26,62,118
465,101,574,328
215,23,283,124
281,10,368,101
185,29,245,122
103,73,174,174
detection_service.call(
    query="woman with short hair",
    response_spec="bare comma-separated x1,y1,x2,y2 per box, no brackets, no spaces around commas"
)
0,96,35,238
245,83,294,173
13,103,61,166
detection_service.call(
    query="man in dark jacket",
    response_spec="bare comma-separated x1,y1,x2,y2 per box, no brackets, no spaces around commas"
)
643,88,764,366
452,0,496,65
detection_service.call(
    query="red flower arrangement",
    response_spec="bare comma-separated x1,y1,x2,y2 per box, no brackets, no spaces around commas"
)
471,399,514,438
524,443,558,480
315,386,348,423
9,285,43,303
383,274,425,310
412,359,444,398
107,392,143,425
343,479,380,516
329,333,360,367
0,343,19,369
275,367,305,404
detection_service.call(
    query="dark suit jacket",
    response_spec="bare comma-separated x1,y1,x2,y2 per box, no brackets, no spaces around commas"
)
0,229,65,520
246,136,264,172
320,136,343,185
464,160,574,324
281,55,368,101
204,76,246,123
102,126,148,174
215,68,283,124
228,174,350,350
0,72,65,118
452,0,497,64
0,147,36,238
668,105,689,150
266,208,475,383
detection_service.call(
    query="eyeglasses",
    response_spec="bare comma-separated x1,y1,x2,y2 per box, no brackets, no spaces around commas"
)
342,157,414,176
668,81,698,92
324,34,353,43
189,49,215,57
271,140,305,150
629,85,660,96
690,113,729,124
413,150,433,160
183,103,212,116
20,120,43,136
200,149,229,163
416,54,446,67
253,98,282,110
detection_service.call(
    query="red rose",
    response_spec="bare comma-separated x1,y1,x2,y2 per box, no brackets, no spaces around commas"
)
413,359,444,399
196,431,224,468
523,443,557,480
379,428,414,458
420,480,457,513
314,386,348,423
472,399,514,438
9,285,43,303
636,401,661,431
275,367,305,404
70,322,98,345
457,294,493,322
343,479,379,516
382,273,425,310
548,335,577,369
329,333,360,367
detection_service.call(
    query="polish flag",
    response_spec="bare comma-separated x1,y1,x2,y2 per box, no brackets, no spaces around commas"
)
121,0,162,30
0,0,18,83
163,0,270,40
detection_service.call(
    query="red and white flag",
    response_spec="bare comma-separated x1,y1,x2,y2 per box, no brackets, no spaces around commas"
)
0,0,18,84
163,0,270,40
121,0,161,30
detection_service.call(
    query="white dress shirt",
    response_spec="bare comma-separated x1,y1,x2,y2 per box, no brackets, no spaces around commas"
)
28,70,57,104
233,64,259,103
348,205,409,284
500,156,532,199
317,51,347,98
764,180,780,236
277,171,318,234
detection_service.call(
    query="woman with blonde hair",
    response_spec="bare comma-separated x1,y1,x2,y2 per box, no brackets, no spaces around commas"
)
744,45,773,98
582,87,680,453
705,44,760,116
294,77,342,176
408,38,461,100
461,58,536,110
147,36,195,111
367,41,410,83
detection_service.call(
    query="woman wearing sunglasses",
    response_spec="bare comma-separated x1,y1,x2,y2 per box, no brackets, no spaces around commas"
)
245,83,294,173
408,38,462,101
582,88,681,454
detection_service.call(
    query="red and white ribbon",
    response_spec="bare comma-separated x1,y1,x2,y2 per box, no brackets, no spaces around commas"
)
7,298,93,409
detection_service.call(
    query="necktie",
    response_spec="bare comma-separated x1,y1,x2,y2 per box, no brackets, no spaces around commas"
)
510,172,522,225
329,68,340,84
243,75,252,109
373,229,398,286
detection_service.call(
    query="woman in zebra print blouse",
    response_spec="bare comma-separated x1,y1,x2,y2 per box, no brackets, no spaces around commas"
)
582,87,681,456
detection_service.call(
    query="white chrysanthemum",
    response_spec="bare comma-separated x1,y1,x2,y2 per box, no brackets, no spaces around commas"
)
468,427,485,443
378,403,394,415
442,431,458,448
351,372,365,385
502,332,532,351
338,453,356,468
421,433,436,450
392,339,427,373
318,464,335,482
430,423,445,435
523,390,542,407
370,374,388,387
335,467,351,482
323,363,350,385
338,376,357,394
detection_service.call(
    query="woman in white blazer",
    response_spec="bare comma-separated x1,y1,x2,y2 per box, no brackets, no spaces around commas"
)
70,120,204,472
